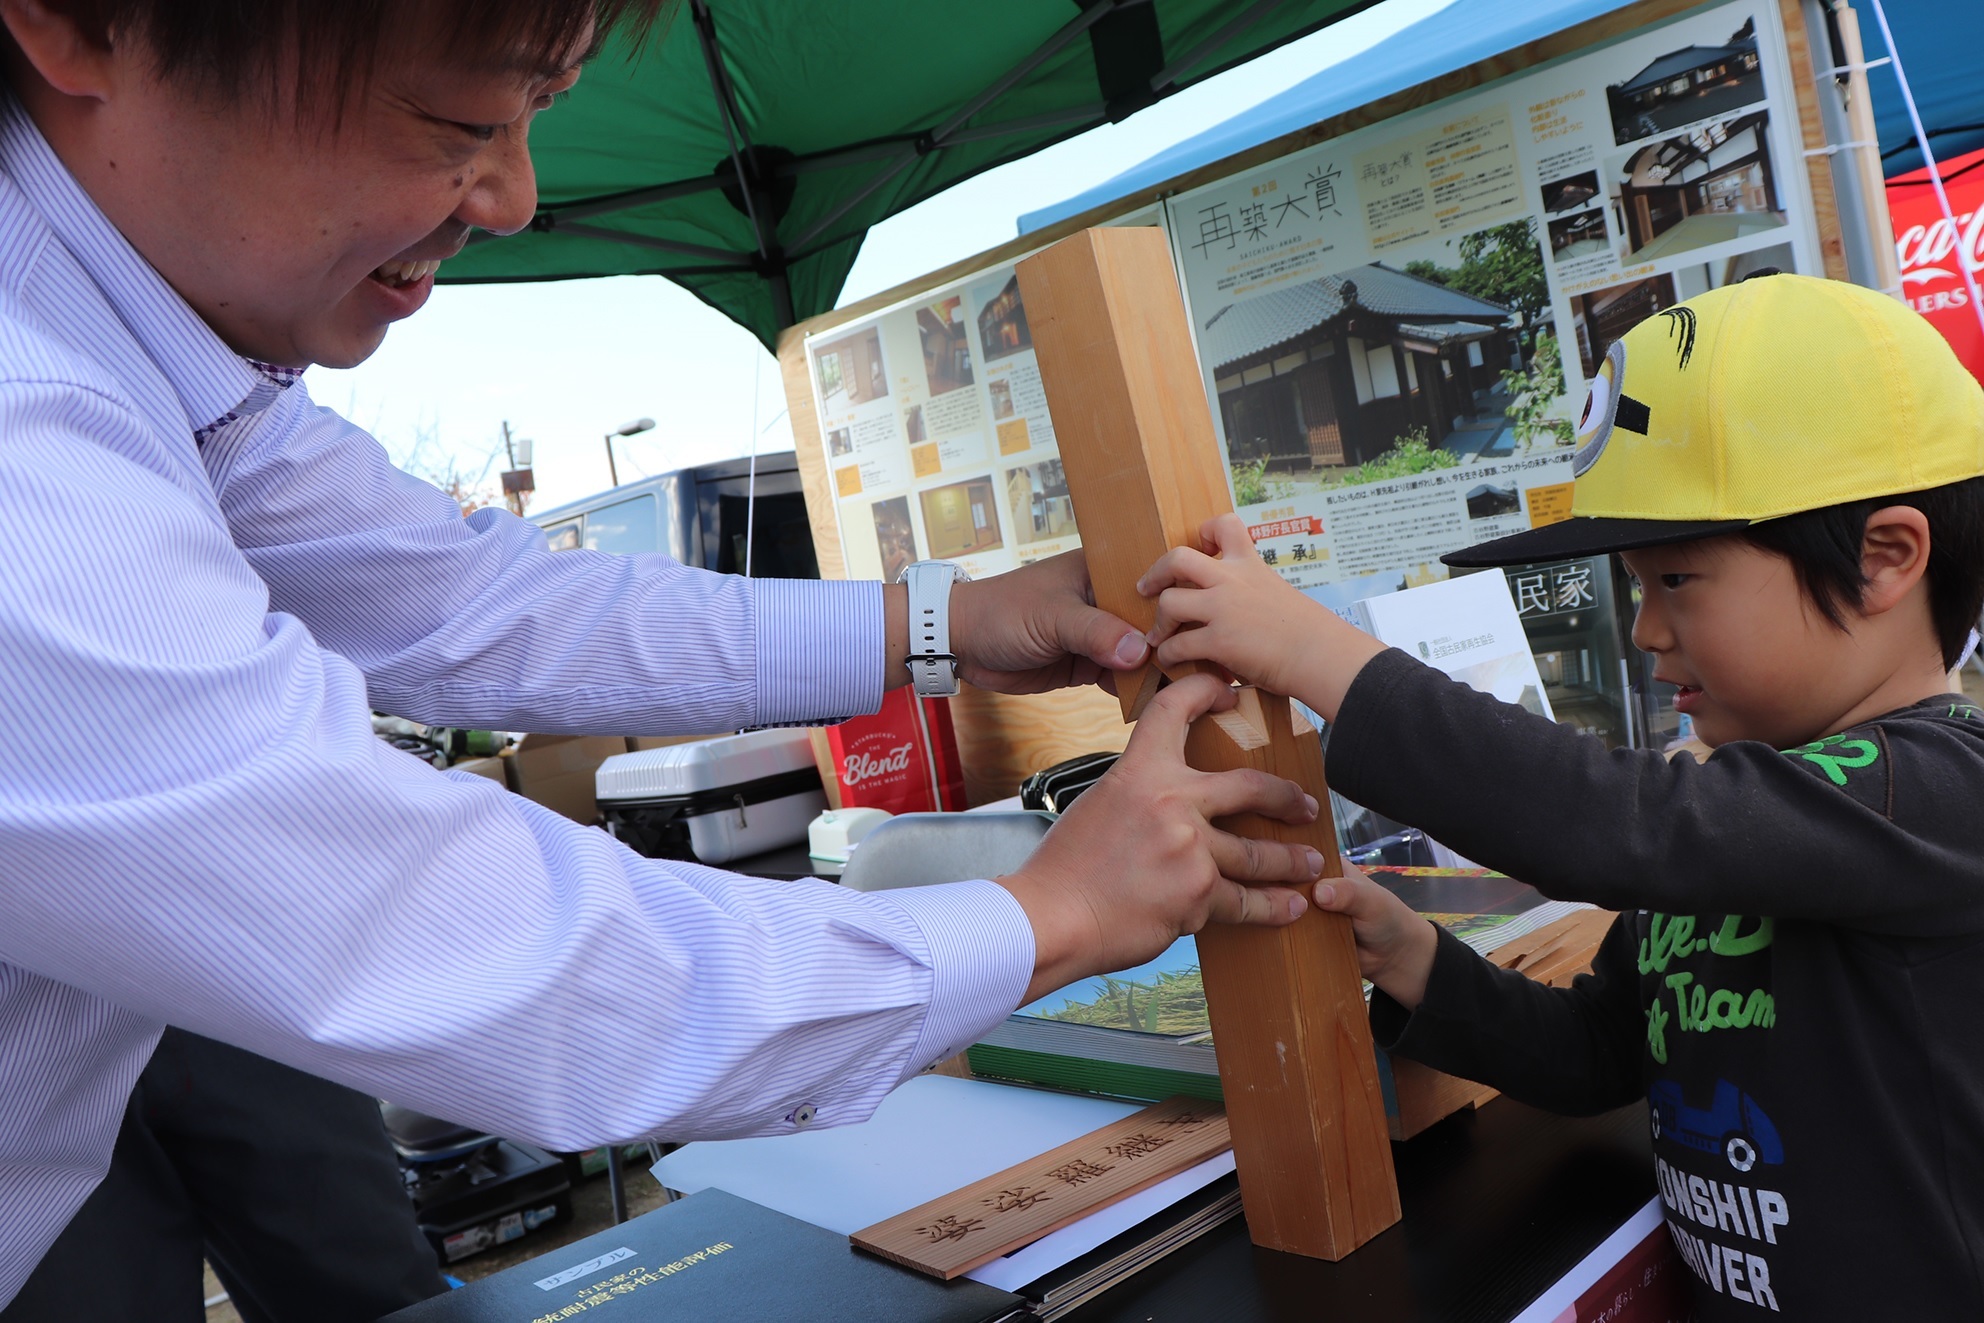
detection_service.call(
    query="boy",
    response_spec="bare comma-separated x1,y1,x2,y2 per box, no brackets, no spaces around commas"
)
1137,273,1984,1318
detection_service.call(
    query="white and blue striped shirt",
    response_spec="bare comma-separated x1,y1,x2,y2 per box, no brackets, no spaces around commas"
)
0,95,1033,1298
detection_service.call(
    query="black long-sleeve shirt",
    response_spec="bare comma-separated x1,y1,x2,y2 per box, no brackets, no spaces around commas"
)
1329,649,1984,1320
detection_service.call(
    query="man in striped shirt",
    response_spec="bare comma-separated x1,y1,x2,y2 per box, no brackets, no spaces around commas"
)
0,0,1327,1314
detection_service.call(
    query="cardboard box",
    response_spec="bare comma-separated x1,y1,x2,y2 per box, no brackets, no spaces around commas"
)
449,750,512,788
510,734,636,825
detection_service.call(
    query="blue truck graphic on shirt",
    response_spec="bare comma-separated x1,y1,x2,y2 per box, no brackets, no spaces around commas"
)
1648,1078,1783,1173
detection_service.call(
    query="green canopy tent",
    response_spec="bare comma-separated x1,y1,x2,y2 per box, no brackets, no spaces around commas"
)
443,0,1388,348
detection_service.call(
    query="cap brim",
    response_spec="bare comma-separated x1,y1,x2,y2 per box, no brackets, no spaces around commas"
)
1441,516,1751,568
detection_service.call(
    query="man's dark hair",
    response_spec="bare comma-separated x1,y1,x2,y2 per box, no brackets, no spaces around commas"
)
44,1,671,108
1740,476,1984,670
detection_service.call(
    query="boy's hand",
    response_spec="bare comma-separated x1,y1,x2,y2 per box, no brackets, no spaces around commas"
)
1138,514,1387,720
996,673,1323,1003
1313,863,1439,1010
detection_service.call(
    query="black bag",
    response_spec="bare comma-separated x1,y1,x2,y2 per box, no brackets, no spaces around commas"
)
1018,751,1119,814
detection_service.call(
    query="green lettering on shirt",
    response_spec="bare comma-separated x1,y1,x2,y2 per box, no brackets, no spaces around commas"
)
1652,969,1772,1044
1784,733,1879,786
1647,996,1671,1064
1708,915,1773,958
1639,913,1699,974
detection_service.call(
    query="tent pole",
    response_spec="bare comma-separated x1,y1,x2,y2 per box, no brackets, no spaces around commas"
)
770,267,796,331
692,0,783,278
1148,0,1287,95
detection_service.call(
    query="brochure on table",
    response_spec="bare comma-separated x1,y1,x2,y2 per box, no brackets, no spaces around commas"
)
1166,0,1822,595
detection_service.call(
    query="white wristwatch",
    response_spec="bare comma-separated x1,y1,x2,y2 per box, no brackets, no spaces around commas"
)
899,560,970,697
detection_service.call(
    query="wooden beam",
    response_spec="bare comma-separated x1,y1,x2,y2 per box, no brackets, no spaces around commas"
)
1016,227,1400,1260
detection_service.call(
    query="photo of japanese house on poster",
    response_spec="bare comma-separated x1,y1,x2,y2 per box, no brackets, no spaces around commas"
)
1168,0,1822,594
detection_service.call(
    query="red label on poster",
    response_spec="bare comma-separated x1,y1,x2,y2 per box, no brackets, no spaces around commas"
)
1248,515,1324,541
1889,145,1984,386
823,687,967,814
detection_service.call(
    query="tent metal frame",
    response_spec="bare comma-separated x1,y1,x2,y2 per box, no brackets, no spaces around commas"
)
469,0,1313,329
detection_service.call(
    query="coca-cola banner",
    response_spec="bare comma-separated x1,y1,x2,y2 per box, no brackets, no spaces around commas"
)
1889,145,1984,386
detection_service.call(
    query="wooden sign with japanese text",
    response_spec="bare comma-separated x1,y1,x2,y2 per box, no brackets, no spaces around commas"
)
850,1096,1231,1280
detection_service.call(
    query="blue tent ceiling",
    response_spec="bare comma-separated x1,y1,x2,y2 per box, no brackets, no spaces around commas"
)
1018,0,1984,235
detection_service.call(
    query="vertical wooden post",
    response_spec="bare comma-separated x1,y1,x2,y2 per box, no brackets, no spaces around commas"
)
1016,228,1400,1260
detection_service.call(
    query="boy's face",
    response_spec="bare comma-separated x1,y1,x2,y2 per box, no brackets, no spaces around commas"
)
7,10,587,368
1622,536,1850,750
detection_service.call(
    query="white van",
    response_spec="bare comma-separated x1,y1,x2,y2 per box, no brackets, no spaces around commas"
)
530,452,819,578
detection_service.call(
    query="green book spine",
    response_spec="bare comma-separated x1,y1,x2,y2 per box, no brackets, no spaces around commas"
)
965,1045,1225,1103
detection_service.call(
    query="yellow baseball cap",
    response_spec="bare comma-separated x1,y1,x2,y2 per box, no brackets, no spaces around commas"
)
1445,272,1984,567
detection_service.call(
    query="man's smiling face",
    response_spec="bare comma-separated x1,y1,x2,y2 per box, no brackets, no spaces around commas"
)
2,2,598,368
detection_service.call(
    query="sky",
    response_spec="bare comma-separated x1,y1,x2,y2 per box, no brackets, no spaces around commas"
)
306,0,1459,516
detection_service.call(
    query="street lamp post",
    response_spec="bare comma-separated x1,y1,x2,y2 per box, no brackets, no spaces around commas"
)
604,417,656,487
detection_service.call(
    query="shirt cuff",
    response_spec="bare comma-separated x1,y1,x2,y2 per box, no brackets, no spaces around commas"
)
874,879,1035,1071
752,578,884,726
1368,923,1482,1055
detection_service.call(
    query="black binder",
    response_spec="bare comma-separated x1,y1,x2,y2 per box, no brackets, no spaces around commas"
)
381,1187,1024,1323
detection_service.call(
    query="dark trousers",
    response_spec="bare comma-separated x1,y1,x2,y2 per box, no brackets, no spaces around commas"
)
2,1028,448,1323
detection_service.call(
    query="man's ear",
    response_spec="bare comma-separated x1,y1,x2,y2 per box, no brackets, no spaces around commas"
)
0,0,117,101
1859,504,1932,618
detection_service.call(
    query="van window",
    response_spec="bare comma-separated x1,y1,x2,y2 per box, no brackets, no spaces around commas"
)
582,495,659,556
543,519,581,552
706,492,820,578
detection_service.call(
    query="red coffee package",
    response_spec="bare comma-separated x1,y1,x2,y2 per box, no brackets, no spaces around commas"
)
816,687,967,814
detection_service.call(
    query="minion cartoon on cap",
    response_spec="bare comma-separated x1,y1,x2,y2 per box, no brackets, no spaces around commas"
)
1445,272,1984,568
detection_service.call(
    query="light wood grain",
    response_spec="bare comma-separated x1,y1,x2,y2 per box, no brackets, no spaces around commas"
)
1387,1058,1499,1143
777,326,849,584
1777,0,1848,280
1010,228,1232,722
851,1097,1231,1280
1185,693,1402,1256
1016,228,1399,1262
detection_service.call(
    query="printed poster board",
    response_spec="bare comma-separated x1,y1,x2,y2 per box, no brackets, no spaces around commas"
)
1166,0,1828,592
803,255,1085,584
777,0,1849,793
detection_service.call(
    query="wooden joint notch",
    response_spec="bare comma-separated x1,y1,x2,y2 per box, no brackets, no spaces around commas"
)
1017,227,1400,1260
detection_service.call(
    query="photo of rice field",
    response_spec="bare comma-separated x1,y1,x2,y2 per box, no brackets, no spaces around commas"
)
1039,965,1210,1037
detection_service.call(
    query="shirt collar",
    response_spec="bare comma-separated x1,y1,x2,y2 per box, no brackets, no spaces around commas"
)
0,91,261,435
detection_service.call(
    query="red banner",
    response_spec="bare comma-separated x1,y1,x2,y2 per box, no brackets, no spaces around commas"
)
1247,515,1324,541
820,687,967,815
1889,145,1984,385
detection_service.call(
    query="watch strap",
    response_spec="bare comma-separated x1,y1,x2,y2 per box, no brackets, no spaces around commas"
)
900,561,966,697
